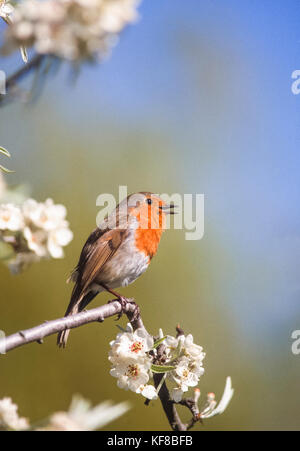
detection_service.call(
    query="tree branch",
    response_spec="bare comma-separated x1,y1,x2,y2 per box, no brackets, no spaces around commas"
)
0,299,200,431
0,300,144,353
0,54,45,104
153,373,187,431
6,54,45,90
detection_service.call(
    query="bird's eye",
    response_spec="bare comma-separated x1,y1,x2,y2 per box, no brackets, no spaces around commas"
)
146,198,152,205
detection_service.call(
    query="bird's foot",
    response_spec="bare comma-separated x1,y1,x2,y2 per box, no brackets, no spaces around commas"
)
108,296,140,321
123,298,140,323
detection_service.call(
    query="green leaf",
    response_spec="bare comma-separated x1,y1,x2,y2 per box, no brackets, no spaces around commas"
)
0,165,14,173
151,364,176,374
153,336,167,349
0,147,11,158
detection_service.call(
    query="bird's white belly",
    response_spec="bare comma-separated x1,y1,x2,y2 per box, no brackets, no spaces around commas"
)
96,235,150,289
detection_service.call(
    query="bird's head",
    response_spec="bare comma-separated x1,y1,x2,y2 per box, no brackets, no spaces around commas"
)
127,192,176,231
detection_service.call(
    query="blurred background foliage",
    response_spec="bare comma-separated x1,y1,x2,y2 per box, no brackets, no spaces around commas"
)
1,0,300,430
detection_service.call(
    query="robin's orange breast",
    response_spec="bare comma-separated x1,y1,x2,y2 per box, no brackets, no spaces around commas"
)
135,228,163,260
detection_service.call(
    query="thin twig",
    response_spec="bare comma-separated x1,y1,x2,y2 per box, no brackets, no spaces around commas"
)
6,54,45,89
0,54,45,103
179,396,202,430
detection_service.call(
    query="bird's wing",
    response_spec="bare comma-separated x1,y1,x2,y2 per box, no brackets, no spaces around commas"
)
80,227,128,293
71,226,127,296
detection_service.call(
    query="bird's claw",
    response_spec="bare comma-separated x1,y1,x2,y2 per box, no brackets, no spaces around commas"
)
109,296,135,320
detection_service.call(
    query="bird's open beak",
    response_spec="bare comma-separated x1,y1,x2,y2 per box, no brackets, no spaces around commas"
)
159,204,177,214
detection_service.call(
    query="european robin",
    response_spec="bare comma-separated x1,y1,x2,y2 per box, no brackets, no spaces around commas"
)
57,192,176,347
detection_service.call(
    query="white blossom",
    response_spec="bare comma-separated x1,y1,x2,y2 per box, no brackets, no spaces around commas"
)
22,198,68,231
0,395,130,431
164,334,179,351
47,227,73,258
109,323,153,361
37,395,130,431
22,197,73,260
110,357,151,392
23,226,48,257
22,198,43,225
109,325,234,421
0,204,24,231
33,198,68,231
173,357,204,389
181,334,206,362
0,195,73,273
170,386,186,403
3,0,141,62
0,0,14,24
0,1,28,62
109,327,206,402
138,384,158,400
109,324,156,397
0,397,29,431
164,333,205,402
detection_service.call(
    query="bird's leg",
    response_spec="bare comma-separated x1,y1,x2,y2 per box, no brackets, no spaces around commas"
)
101,284,136,320
101,284,129,304
101,283,133,320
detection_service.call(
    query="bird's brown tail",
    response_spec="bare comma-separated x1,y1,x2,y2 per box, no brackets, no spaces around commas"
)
57,289,98,348
57,304,79,348
57,328,71,348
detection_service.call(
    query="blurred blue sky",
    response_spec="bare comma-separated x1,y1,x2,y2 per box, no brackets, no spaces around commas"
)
1,0,300,342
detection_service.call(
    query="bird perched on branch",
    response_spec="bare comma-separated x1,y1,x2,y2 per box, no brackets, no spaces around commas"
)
57,192,175,347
